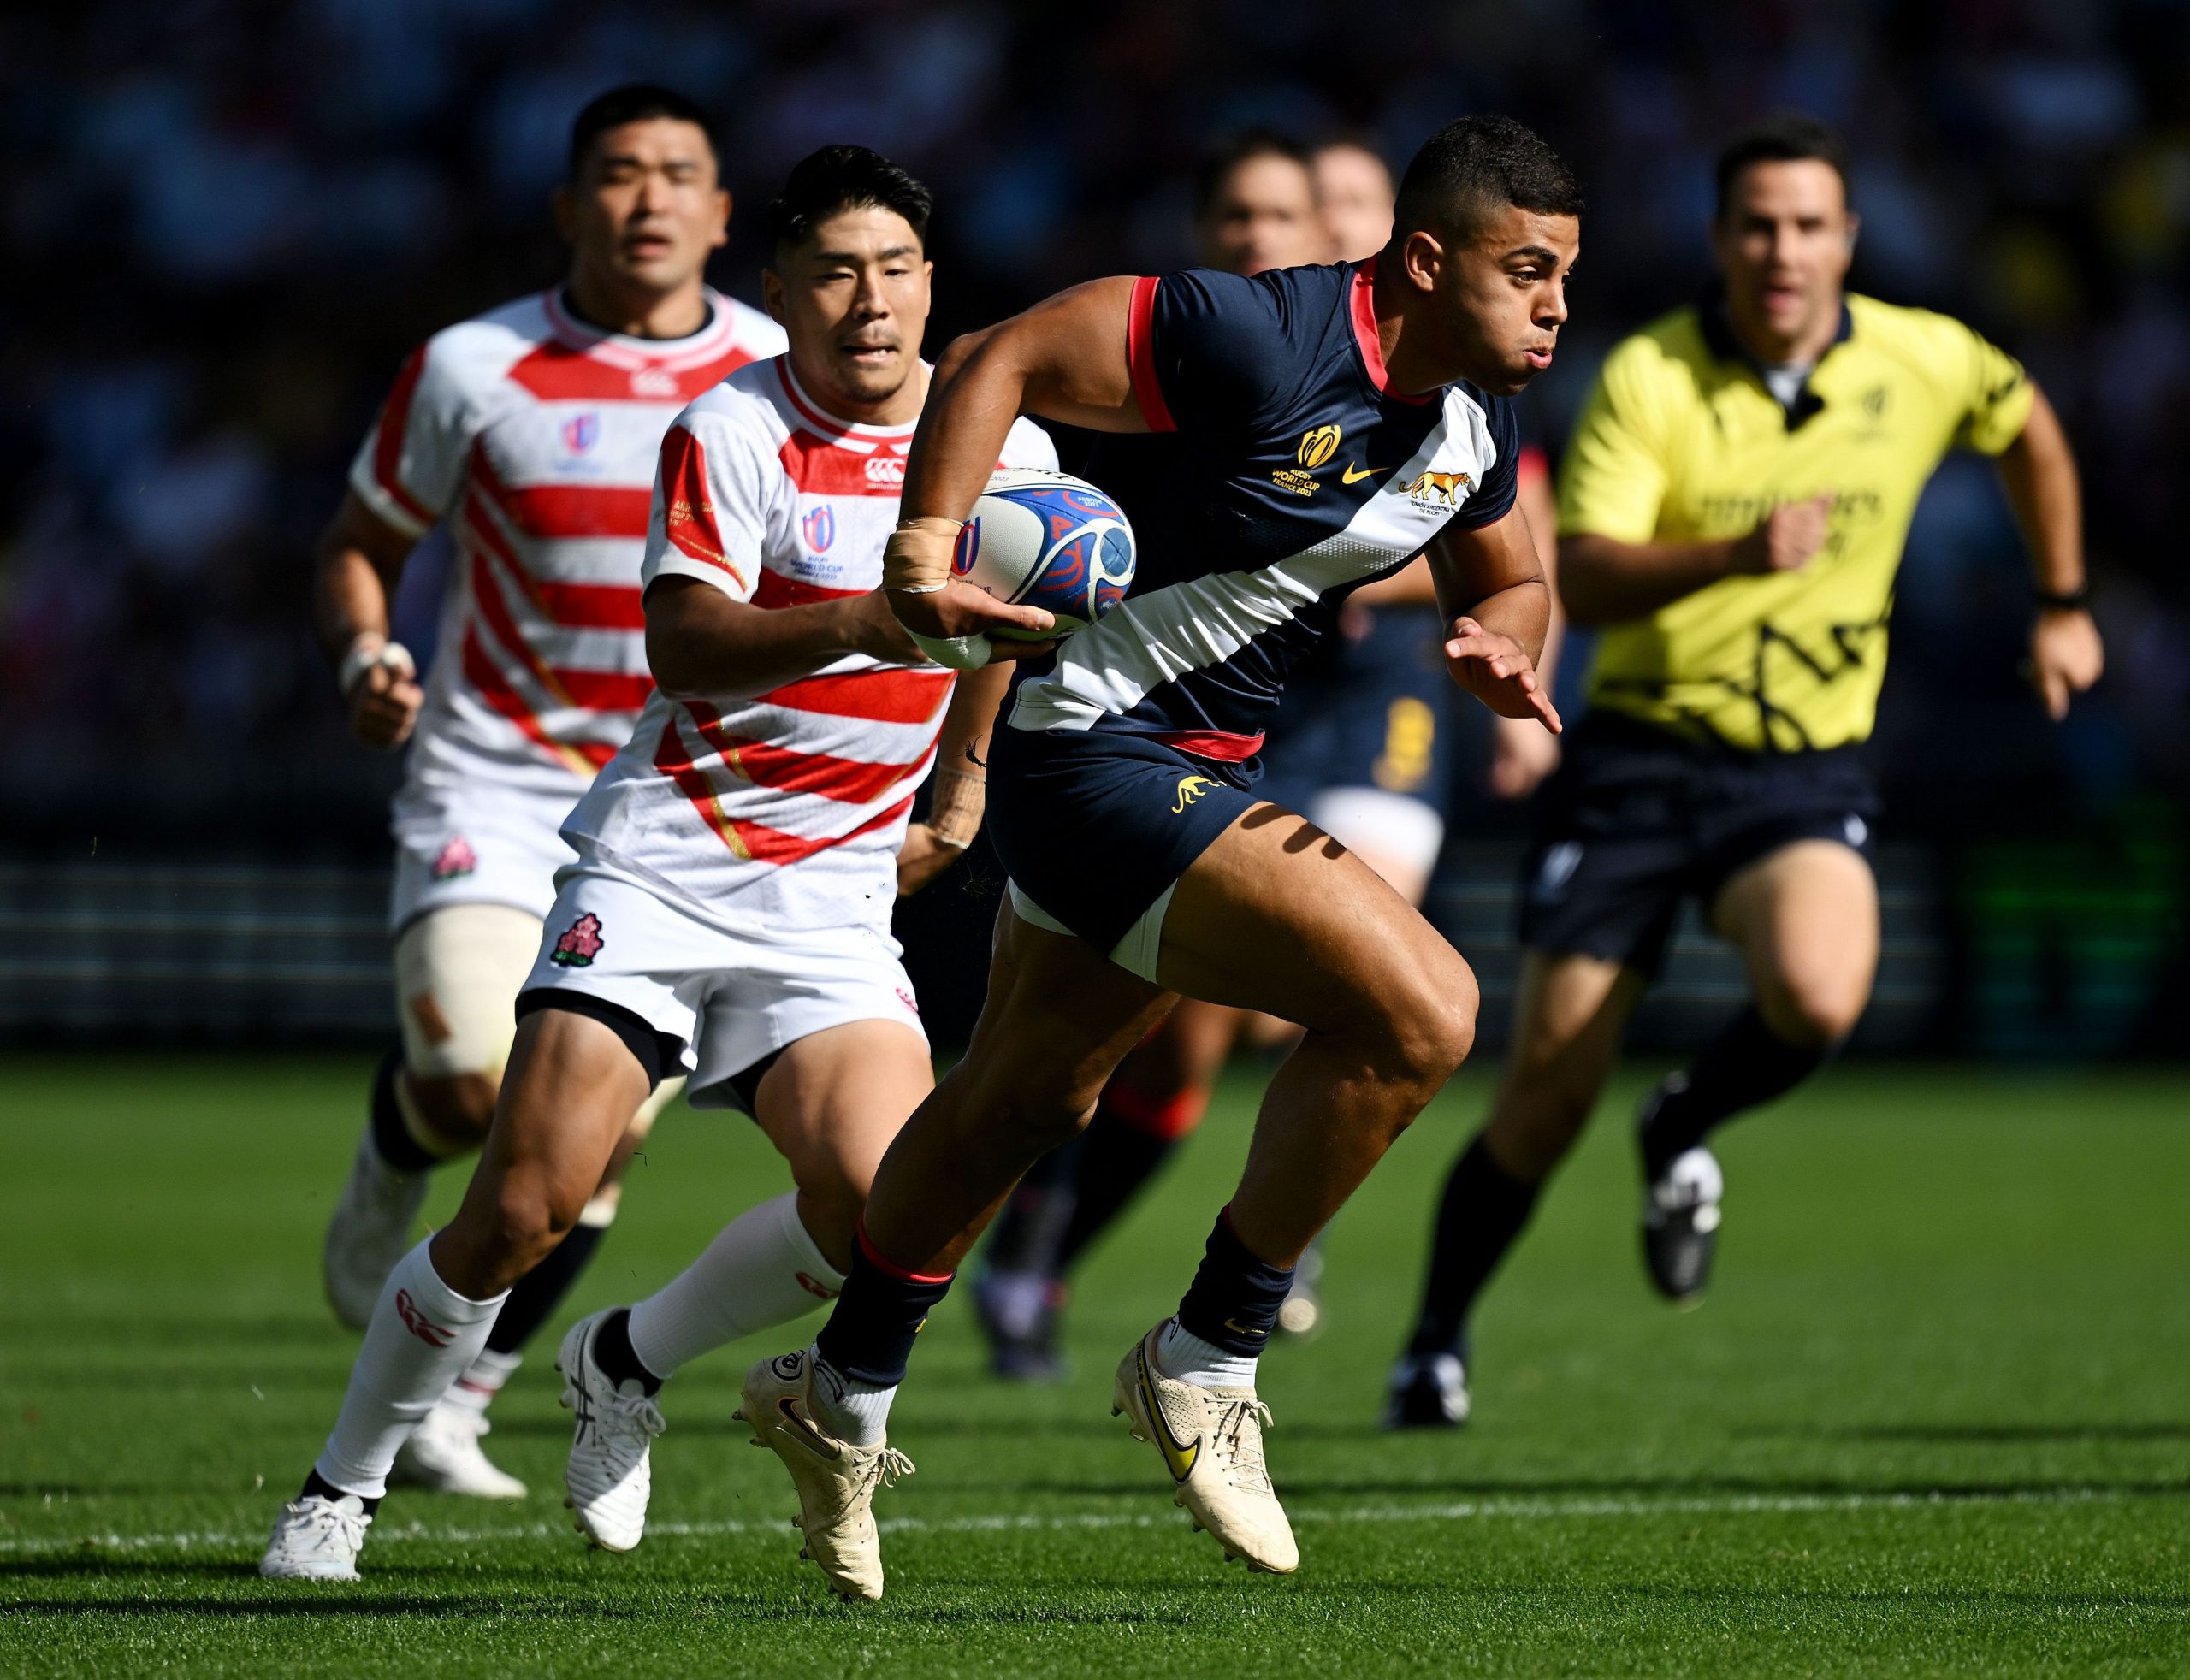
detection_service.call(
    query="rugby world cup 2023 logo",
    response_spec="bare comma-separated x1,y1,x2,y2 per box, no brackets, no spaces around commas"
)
1271,423,1339,496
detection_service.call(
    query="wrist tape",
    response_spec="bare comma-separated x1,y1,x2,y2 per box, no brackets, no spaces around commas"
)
883,517,964,596
926,767,986,849
339,635,415,696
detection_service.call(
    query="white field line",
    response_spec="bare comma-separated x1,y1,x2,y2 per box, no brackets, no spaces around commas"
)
0,1484,2156,1559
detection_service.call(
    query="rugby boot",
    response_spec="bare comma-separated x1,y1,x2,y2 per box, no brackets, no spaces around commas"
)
557,1310,665,1551
1111,1324,1298,1573
393,1397,527,1500
259,1493,370,1581
737,1348,915,1601
1383,1348,1470,1429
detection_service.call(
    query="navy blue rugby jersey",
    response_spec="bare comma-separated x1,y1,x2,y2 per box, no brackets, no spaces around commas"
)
1005,260,1518,760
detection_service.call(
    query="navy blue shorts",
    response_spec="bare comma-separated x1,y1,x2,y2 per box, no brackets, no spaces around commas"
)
1517,710,1880,979
1257,606,1455,814
987,724,1258,958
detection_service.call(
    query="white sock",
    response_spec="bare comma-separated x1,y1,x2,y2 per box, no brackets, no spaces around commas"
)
440,1347,523,1420
1155,1317,1258,1390
315,1239,508,1498
627,1192,847,1380
807,1349,896,1448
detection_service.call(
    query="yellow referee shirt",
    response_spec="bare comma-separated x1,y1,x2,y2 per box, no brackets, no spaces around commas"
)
1559,292,2034,752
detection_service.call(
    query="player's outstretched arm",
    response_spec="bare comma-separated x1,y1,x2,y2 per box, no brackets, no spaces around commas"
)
314,491,426,750
1489,464,1566,796
1995,384,2102,719
1428,506,1561,735
644,577,923,698
885,278,1151,666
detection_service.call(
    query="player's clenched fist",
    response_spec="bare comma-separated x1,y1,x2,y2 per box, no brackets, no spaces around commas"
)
1444,617,1561,735
1733,493,1833,575
340,634,423,751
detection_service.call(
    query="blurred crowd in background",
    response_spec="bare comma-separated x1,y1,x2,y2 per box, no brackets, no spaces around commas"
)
2,0,2185,880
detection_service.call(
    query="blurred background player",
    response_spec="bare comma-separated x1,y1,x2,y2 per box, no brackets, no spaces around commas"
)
263,145,1057,1580
1387,114,2104,1429
974,132,1562,1375
312,85,783,1496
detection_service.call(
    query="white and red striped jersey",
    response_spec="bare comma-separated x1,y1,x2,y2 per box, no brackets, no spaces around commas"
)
349,287,786,815
562,358,1057,936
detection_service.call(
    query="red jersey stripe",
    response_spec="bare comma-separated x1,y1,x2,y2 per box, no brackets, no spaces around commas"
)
658,423,749,589
776,434,909,498
506,340,761,404
684,701,932,805
753,568,866,609
500,483,654,540
461,506,647,636
461,628,617,773
757,667,954,725
1127,276,1177,434
372,346,438,527
654,717,918,864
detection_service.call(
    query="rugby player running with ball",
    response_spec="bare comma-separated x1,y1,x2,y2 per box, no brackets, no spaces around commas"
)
737,115,1577,1598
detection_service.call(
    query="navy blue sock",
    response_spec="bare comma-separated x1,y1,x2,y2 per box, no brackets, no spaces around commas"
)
484,1222,607,1358
1640,1006,1836,1178
1406,1134,1541,1358
300,1469,382,1514
1175,1210,1294,1357
366,1050,440,1173
813,1226,956,1387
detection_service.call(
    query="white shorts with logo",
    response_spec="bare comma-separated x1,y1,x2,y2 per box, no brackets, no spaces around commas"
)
519,860,927,1109
388,778,580,933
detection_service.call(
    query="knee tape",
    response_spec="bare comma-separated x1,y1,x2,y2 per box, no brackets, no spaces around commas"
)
394,904,545,1081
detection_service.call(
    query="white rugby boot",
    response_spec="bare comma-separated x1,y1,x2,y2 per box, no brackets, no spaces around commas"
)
736,1349,915,1602
391,1398,527,1500
322,1130,432,1329
1111,1324,1298,1574
1641,1143,1725,1306
557,1310,664,1552
259,1493,371,1581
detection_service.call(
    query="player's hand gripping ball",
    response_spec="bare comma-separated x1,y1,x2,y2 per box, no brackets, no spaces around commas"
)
950,470,1135,639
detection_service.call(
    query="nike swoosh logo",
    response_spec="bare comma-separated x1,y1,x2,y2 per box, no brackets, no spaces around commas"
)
1222,1316,1270,1340
1136,1344,1199,1482
777,1396,840,1461
1341,463,1388,484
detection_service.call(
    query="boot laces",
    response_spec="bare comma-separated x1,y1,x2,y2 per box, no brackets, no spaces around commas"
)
1210,1398,1275,1493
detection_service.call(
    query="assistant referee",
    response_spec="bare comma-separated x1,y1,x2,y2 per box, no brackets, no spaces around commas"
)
1388,113,2104,1429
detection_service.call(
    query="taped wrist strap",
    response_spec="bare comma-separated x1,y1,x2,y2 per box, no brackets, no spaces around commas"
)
927,767,986,849
339,636,413,696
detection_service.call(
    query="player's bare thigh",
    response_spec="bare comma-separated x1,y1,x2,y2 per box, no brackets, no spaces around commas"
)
1709,839,1878,1047
429,1009,652,1298
1157,804,1474,1062
746,1018,934,1273
1482,949,1648,1180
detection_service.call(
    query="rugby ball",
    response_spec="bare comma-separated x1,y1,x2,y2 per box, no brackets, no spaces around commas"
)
950,469,1135,638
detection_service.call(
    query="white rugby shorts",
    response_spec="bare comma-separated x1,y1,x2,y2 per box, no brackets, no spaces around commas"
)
388,780,578,932
519,861,926,1108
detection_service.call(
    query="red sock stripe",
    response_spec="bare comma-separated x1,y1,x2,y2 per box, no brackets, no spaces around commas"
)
1104,1079,1210,1141
855,1222,953,1286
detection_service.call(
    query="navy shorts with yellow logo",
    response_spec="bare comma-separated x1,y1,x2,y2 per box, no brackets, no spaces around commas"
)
987,723,1258,961
1518,709,1880,979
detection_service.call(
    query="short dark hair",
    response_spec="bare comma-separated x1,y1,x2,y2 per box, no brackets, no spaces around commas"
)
1393,115,1583,245
1714,113,1850,221
566,84,719,181
767,145,933,252
1194,127,1315,221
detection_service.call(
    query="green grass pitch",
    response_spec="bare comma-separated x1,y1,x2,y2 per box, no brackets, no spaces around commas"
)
2,1052,2186,1676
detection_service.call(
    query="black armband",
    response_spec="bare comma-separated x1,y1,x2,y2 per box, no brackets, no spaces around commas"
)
2033,583,2090,612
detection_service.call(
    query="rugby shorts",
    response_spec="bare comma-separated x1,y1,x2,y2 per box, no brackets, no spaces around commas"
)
1518,709,1880,979
987,724,1257,976
516,858,926,1111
